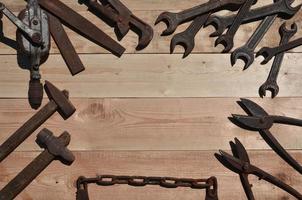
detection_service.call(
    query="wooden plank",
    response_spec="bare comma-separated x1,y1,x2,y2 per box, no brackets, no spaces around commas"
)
0,3,301,54
0,53,301,98
1,97,302,151
0,150,301,200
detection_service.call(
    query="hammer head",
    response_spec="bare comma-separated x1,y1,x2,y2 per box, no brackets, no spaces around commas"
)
44,80,76,120
36,128,75,165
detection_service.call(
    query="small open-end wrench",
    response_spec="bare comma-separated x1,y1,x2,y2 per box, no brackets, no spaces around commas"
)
205,0,300,37
170,13,210,58
215,0,257,53
257,36,302,65
155,0,246,36
259,23,297,98
231,15,276,70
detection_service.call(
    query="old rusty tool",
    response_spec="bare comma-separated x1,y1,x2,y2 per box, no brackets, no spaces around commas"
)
0,128,75,200
215,138,302,200
155,0,246,36
0,2,42,45
81,0,153,50
231,15,277,70
170,12,210,58
218,138,255,200
257,36,302,65
47,12,85,75
76,175,218,200
205,0,301,37
259,23,297,98
0,81,75,163
38,0,125,57
231,98,302,174
1,1,50,109
215,0,257,53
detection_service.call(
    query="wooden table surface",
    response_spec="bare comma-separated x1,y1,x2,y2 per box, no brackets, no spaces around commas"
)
0,0,301,199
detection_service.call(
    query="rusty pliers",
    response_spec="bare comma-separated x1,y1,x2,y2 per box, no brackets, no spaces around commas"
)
215,138,302,200
231,98,302,174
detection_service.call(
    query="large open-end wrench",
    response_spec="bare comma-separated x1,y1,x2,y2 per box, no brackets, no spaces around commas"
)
205,0,300,37
231,15,276,70
215,0,256,53
170,13,210,58
257,36,302,64
259,23,297,98
155,0,246,36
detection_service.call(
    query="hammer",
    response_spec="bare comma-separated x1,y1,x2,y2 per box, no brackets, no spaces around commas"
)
0,81,75,162
0,128,75,199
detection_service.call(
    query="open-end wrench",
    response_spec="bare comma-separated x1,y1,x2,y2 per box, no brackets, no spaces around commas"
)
215,0,257,53
170,13,210,58
205,0,300,37
231,15,276,70
259,23,297,98
155,0,246,36
257,36,302,65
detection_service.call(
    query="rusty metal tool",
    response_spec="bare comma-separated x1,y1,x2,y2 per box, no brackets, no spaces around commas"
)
205,0,300,37
47,12,85,75
257,36,302,65
170,12,210,58
38,0,125,57
215,138,302,200
231,15,277,70
259,22,297,98
231,98,302,174
0,2,42,45
18,0,50,109
215,0,257,53
76,175,218,200
81,0,153,50
0,128,75,200
1,1,50,109
155,0,246,36
0,81,75,163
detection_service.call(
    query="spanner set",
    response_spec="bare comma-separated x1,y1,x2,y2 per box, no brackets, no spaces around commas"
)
0,0,301,199
156,0,302,98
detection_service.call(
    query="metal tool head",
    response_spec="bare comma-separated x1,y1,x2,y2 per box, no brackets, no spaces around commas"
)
155,12,178,36
215,35,234,53
230,138,255,200
36,128,75,165
256,22,298,64
279,22,297,40
278,0,302,18
231,115,273,130
231,46,254,70
259,81,279,98
204,15,227,37
44,80,76,120
130,15,154,50
238,98,268,117
170,33,195,58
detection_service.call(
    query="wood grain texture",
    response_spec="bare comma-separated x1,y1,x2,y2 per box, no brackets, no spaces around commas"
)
0,53,301,98
0,1,301,54
1,98,302,151
0,151,301,200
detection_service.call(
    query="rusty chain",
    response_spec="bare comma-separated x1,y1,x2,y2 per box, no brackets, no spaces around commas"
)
76,175,218,200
